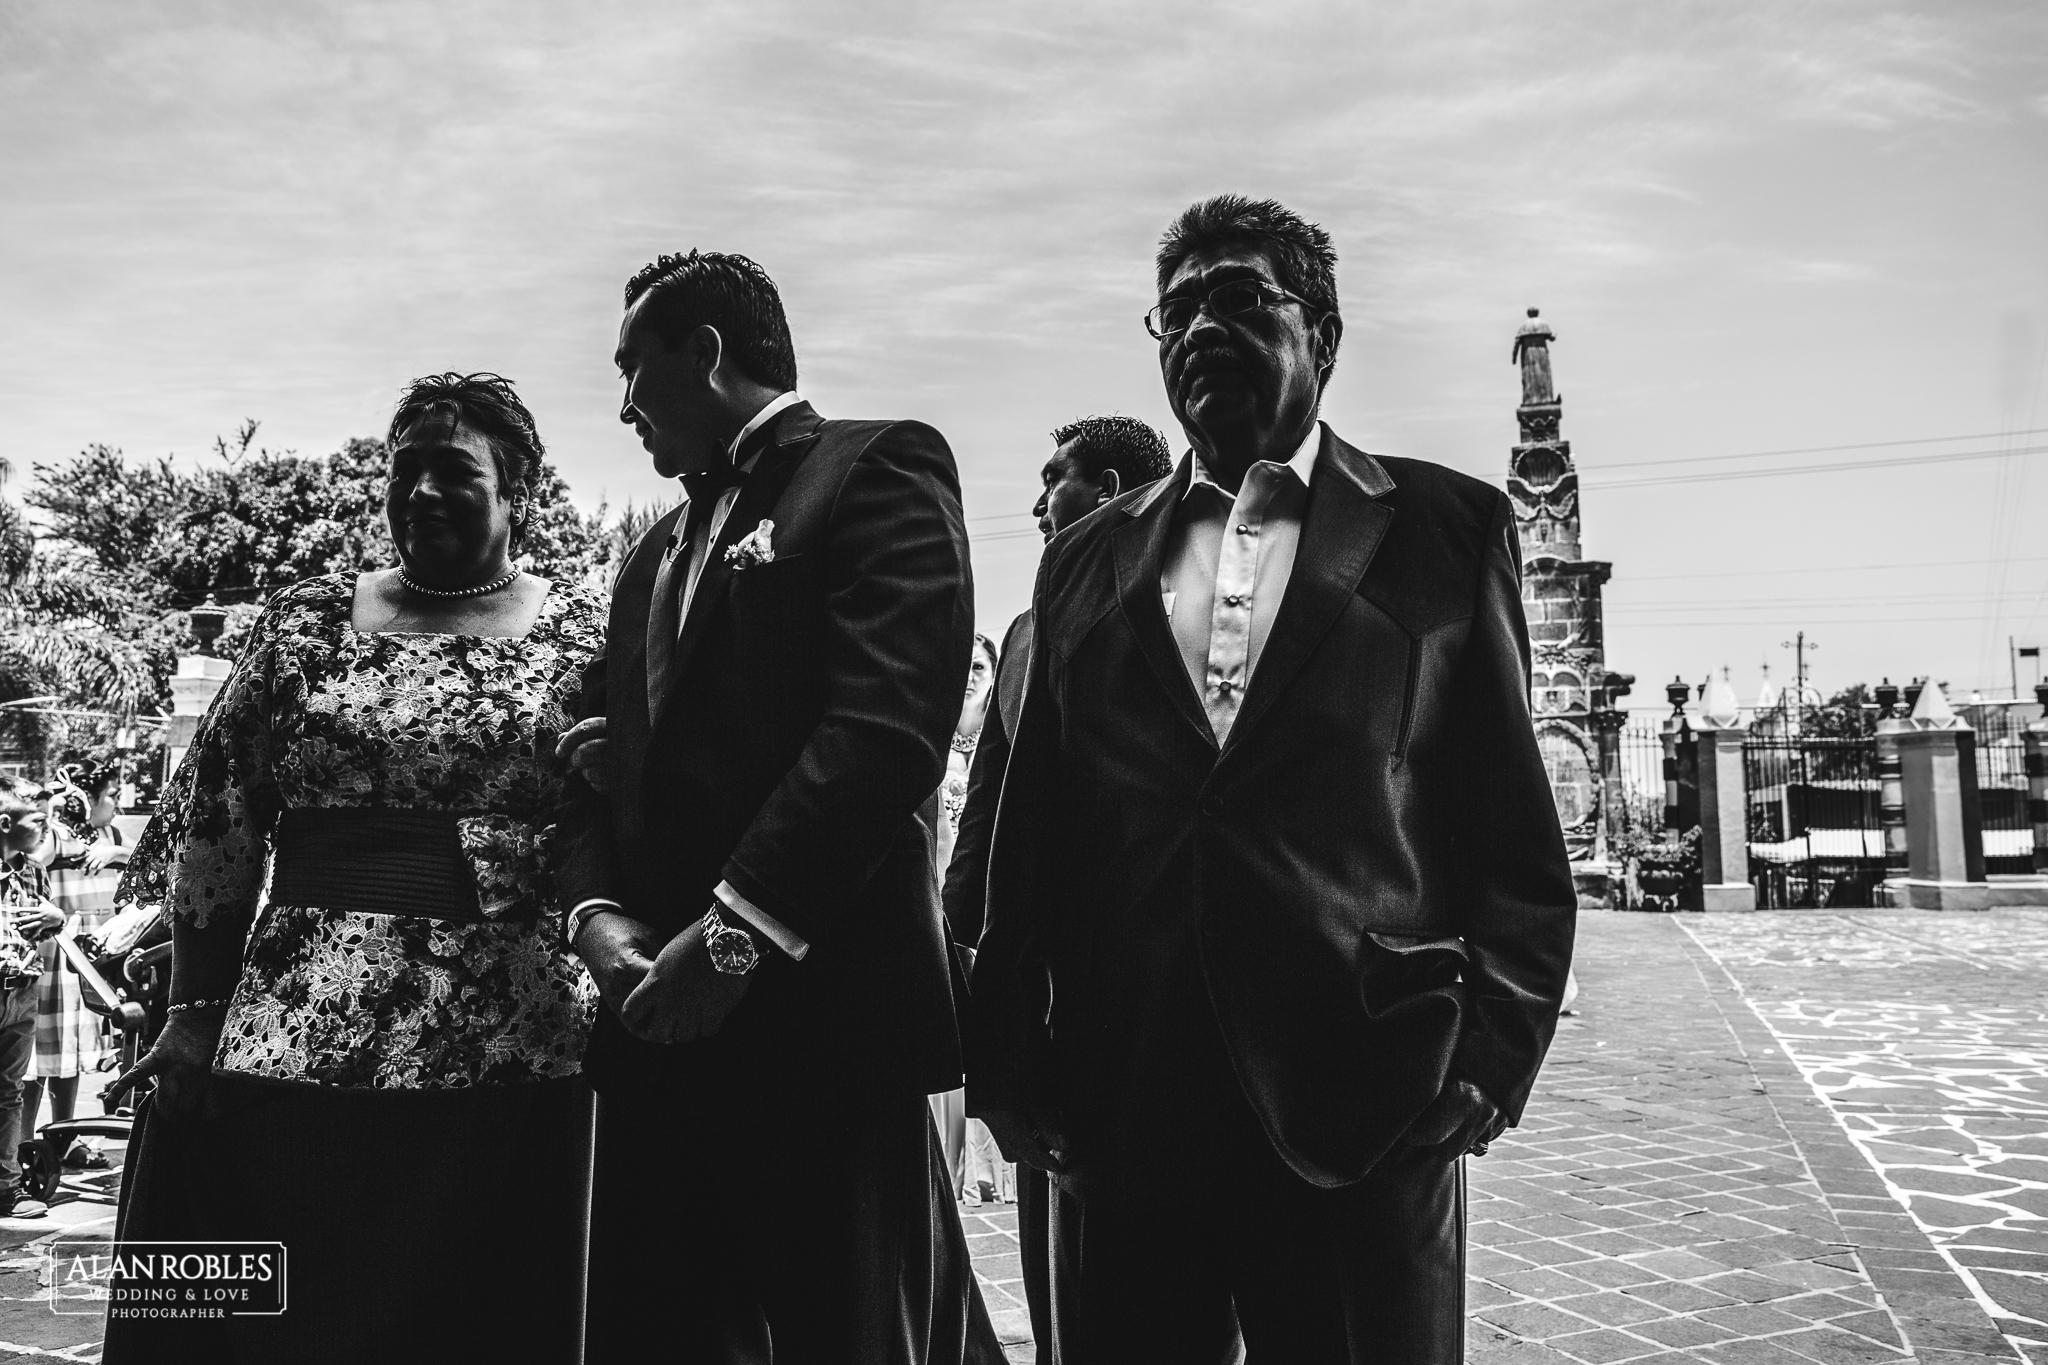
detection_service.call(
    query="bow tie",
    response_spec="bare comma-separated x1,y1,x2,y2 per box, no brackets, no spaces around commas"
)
682,459,746,502
682,424,779,502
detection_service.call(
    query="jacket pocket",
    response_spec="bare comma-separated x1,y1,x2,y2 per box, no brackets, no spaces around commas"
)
1359,931,1467,1016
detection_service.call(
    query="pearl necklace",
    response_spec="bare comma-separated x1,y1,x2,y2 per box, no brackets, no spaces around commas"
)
398,568,521,599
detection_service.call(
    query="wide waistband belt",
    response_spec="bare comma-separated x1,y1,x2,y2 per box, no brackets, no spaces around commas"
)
269,807,505,923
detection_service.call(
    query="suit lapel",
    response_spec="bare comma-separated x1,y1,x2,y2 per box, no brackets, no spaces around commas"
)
642,507,691,723
617,503,685,729
1111,459,1215,749
1221,430,1396,756
657,402,824,727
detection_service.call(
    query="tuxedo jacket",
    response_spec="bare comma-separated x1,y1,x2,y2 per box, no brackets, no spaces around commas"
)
557,401,975,1098
968,428,1575,1187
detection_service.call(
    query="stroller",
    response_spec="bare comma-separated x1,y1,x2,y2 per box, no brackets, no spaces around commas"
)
14,913,171,1203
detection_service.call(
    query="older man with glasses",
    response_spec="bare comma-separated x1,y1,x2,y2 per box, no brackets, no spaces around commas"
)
970,195,1577,1363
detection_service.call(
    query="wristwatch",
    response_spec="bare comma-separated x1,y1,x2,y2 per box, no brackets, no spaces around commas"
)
702,903,764,976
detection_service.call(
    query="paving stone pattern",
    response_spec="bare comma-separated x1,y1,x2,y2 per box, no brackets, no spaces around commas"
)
960,1199,1037,1364
0,1165,120,1362
1466,911,2025,1365
1683,912,2048,1364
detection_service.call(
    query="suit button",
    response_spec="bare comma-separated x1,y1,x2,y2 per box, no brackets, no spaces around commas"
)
1200,795,1224,817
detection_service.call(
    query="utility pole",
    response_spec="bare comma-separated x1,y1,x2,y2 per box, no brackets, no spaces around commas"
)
1781,632,1818,728
2013,635,2021,702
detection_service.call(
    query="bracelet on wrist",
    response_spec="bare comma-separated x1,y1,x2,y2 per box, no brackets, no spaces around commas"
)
166,998,231,1016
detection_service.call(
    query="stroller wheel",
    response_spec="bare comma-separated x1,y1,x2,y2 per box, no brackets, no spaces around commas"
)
16,1141,61,1204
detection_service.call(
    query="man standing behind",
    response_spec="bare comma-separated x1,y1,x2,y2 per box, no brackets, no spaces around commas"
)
558,250,998,1364
943,415,1173,1361
970,197,1576,1363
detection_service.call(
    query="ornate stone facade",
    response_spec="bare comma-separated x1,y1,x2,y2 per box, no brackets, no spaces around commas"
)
1509,309,1612,860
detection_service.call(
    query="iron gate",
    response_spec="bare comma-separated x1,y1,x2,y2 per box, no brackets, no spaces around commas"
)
1744,730,1884,908
1964,707,2035,875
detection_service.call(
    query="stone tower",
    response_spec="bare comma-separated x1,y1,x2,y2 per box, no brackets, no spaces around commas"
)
1509,309,1613,861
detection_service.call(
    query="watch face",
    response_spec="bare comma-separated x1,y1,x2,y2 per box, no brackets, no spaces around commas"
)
708,923,760,974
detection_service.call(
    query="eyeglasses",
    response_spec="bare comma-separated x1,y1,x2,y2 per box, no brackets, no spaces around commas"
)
1144,279,1312,340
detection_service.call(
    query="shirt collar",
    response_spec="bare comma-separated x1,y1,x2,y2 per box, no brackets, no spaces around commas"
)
728,391,803,471
1184,419,1323,500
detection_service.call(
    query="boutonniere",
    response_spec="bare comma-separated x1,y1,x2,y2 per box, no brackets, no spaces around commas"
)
724,520,776,571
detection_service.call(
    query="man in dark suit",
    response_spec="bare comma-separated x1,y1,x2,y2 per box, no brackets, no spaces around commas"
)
942,415,1174,1363
969,196,1577,1363
556,250,999,1364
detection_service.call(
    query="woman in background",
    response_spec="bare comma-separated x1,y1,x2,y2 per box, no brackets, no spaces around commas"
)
931,635,1005,1201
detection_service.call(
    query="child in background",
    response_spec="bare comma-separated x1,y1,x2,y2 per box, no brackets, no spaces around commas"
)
0,777,63,1218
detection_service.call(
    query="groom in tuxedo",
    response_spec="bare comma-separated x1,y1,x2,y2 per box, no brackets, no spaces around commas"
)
969,196,1577,1362
556,250,997,1364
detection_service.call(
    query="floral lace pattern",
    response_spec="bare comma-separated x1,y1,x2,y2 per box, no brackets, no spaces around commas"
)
122,573,603,1089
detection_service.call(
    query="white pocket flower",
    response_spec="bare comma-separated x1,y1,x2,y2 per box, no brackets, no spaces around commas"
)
725,519,776,570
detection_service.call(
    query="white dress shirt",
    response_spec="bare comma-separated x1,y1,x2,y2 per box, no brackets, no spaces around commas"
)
680,390,803,623
1160,421,1322,745
571,391,812,961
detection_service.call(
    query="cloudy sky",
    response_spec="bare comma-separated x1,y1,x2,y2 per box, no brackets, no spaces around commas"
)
4,0,2045,704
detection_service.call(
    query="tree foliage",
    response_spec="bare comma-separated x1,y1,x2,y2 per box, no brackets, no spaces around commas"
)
2,423,614,776
25,427,608,607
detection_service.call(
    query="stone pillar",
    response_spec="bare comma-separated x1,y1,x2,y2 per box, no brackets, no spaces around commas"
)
1891,680,1993,910
1660,678,1689,831
166,654,230,781
2028,682,2048,874
165,597,231,784
1694,719,1757,911
1592,703,1628,858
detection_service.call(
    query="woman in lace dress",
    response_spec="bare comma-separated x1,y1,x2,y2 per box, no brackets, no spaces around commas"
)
104,374,602,1364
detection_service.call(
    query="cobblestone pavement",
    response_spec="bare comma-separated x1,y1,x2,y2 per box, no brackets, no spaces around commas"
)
960,1199,1036,1364
1465,910,2040,1365
0,1160,120,1362
1682,912,2048,1364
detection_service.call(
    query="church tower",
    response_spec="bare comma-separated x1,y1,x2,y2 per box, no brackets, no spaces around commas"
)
1508,309,1613,861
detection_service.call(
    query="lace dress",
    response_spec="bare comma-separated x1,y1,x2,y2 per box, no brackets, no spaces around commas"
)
121,572,600,1087
105,572,605,1365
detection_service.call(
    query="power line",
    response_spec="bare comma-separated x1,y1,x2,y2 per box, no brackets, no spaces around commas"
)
1587,427,2048,473
1583,443,2048,490
1617,613,2033,627
1624,554,2048,583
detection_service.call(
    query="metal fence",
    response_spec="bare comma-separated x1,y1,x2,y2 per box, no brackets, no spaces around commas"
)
1743,729,1885,908
1616,715,1669,839
1964,704,2034,875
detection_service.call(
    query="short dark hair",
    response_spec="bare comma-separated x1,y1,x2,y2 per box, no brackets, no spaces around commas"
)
0,774,40,812
387,373,549,548
1156,194,1340,320
624,251,798,392
1051,415,1175,489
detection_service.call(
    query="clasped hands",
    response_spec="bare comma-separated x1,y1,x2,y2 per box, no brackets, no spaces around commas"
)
576,910,750,1046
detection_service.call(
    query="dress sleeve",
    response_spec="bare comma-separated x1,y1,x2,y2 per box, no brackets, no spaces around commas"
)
118,606,287,931
537,589,612,935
